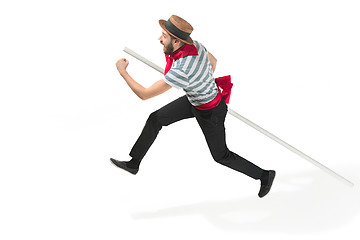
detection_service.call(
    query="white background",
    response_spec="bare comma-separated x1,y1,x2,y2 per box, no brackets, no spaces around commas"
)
1,0,359,239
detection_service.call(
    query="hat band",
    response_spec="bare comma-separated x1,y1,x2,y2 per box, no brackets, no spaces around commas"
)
165,20,190,41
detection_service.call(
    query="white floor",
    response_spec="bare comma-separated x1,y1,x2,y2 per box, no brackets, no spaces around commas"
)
1,1,360,239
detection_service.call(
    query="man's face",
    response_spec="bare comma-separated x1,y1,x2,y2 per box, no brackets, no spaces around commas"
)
159,30,174,54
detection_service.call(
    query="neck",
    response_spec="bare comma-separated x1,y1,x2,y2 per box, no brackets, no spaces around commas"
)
170,43,186,56
175,42,185,51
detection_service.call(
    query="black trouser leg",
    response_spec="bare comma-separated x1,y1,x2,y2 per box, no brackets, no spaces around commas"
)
129,95,194,163
193,98,264,180
129,95,264,179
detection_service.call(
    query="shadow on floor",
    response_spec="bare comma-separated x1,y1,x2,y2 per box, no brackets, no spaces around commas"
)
132,168,360,234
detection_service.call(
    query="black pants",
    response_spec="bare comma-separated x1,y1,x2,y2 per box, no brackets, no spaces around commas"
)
130,95,264,179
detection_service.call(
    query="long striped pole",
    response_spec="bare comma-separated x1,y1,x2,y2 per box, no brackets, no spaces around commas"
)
123,47,354,187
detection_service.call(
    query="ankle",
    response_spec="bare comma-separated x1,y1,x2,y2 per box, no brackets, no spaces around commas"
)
126,158,140,169
260,170,269,183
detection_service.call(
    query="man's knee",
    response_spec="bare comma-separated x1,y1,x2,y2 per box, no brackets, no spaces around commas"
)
147,111,163,130
148,111,157,121
148,111,159,123
212,149,232,165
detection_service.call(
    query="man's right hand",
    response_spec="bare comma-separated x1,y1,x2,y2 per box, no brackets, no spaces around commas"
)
116,58,129,74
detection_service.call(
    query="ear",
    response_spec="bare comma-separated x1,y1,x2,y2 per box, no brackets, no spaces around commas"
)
173,38,181,45
175,39,185,48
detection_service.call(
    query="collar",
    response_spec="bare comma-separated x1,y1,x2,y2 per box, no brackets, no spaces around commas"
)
169,43,198,61
164,44,198,75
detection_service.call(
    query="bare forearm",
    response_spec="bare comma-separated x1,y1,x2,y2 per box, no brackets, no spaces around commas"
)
119,70,171,100
116,58,171,100
119,70,147,100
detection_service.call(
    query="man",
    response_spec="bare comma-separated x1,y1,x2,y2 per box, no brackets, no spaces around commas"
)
111,15,276,198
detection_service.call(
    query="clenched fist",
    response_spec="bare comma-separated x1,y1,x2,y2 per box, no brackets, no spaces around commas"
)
116,58,129,74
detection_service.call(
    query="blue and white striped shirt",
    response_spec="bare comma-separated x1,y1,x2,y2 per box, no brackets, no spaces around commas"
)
164,41,218,106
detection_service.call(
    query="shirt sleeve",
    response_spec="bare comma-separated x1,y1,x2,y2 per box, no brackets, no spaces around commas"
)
164,67,189,89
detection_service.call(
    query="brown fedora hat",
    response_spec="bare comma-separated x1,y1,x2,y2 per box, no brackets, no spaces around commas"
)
159,15,194,45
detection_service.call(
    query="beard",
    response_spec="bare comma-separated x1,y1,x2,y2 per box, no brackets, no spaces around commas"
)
162,41,174,55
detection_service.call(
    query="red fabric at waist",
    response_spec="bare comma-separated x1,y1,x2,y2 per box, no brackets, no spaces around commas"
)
194,75,232,110
194,90,222,110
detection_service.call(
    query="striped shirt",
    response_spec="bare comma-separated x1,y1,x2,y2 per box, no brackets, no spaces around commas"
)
164,41,218,106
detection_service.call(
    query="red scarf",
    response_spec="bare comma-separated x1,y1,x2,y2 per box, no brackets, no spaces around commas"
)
164,44,198,75
164,44,233,105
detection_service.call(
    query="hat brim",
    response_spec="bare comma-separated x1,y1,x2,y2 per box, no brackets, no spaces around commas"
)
159,19,193,45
